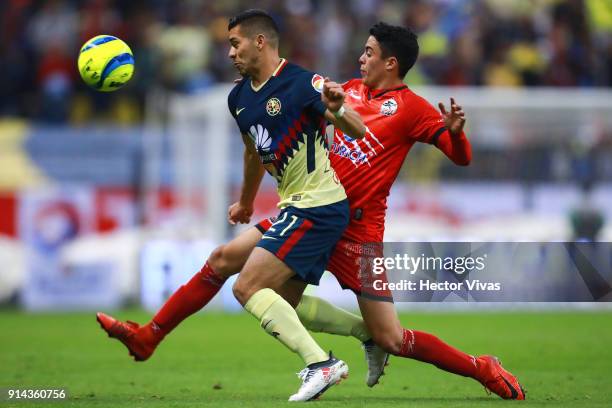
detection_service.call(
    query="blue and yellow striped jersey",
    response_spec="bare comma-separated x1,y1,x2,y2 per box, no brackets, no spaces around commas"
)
228,59,346,209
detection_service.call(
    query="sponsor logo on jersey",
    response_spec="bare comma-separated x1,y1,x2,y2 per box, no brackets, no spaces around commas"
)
311,74,324,93
380,98,398,116
249,124,274,160
250,124,277,172
330,142,368,165
261,152,278,162
266,97,282,116
331,127,385,167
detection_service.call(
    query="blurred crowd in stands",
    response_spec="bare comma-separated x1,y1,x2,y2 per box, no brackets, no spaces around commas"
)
0,0,611,123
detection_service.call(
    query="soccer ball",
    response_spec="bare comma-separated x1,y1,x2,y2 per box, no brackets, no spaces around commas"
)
77,35,134,92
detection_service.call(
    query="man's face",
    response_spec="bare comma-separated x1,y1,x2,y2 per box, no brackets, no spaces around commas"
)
358,36,387,88
228,25,258,76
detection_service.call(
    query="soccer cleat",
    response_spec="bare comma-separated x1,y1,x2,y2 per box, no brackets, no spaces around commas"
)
288,352,349,402
362,339,389,387
476,355,526,400
96,312,158,362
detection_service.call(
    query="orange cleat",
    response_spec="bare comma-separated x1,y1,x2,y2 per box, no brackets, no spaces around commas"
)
476,355,526,400
96,312,158,362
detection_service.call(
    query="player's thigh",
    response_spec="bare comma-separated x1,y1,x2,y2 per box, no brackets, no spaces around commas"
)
357,296,404,353
257,203,348,287
276,279,307,308
233,247,295,304
209,226,262,278
327,239,393,301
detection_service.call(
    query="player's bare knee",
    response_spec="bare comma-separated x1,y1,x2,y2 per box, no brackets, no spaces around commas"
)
372,332,403,355
208,245,224,270
209,245,233,278
232,280,250,305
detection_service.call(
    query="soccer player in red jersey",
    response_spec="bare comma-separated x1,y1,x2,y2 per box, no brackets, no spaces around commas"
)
293,22,524,399
97,21,525,400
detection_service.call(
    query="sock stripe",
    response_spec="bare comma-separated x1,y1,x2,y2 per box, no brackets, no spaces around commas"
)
399,329,415,356
200,262,226,287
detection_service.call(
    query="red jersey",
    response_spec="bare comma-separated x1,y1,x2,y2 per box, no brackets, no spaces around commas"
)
330,78,471,242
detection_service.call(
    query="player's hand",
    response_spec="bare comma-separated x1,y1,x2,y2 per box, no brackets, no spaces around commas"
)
438,97,466,137
322,77,345,113
227,201,253,225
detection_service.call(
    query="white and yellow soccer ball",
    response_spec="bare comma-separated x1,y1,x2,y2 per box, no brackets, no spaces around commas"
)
77,35,134,92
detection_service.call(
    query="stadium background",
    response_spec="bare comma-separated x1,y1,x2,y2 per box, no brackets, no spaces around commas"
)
1,0,611,406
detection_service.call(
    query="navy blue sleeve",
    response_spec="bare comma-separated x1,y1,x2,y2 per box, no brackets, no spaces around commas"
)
227,83,239,120
294,72,327,117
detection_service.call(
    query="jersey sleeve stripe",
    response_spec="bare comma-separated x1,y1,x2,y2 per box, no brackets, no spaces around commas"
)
429,126,448,146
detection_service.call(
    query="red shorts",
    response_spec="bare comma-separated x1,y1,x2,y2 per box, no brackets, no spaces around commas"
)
256,218,393,302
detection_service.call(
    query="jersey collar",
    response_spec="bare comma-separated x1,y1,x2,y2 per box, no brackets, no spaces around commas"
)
366,84,408,100
250,58,288,92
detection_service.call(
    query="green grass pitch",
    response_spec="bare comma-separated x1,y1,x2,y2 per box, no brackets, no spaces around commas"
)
1,310,611,407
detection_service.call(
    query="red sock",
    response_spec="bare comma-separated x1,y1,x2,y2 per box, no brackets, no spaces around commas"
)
397,329,478,378
147,262,226,341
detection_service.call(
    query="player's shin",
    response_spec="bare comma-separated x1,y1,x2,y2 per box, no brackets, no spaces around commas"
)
398,329,478,378
149,262,227,341
245,288,329,365
296,295,370,342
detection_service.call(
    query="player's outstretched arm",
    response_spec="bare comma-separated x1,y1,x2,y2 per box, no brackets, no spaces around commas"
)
438,97,466,137
435,97,472,166
322,77,366,139
229,133,265,225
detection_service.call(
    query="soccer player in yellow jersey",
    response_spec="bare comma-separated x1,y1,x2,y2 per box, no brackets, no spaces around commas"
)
227,9,364,401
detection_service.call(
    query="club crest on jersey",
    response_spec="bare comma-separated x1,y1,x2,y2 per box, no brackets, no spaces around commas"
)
311,74,324,93
380,98,398,116
347,89,360,100
266,98,282,116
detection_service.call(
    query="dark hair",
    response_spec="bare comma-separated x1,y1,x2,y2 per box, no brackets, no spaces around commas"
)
228,9,279,47
369,22,419,78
